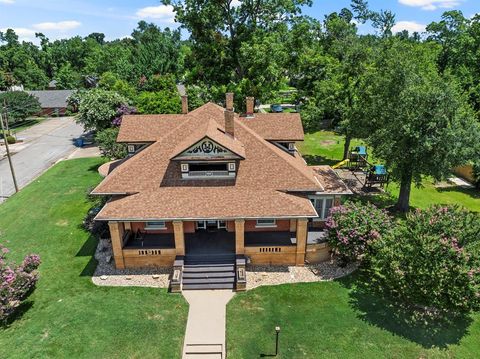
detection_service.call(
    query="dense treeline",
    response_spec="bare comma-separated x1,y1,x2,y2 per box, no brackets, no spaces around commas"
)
1,0,480,211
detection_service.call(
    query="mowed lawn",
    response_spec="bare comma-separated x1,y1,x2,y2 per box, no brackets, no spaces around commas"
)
0,158,188,359
227,277,480,358
298,130,480,212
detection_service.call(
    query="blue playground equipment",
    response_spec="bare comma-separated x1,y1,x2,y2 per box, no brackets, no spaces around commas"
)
348,146,368,169
364,164,389,188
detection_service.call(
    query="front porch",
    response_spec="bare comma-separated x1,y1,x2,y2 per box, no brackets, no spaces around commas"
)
107,218,328,271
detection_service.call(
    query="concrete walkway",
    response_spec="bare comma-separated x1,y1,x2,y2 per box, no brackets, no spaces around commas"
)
182,290,235,359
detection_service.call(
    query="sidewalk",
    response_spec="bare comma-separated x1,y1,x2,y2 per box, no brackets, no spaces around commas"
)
182,290,235,359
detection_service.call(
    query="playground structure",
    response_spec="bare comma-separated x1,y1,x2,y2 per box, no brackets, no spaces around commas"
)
332,146,390,189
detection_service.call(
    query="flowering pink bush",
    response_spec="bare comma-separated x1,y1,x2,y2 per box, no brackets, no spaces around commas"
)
0,245,41,323
325,201,393,264
370,206,480,313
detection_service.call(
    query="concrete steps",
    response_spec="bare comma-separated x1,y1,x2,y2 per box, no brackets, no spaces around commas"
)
184,344,223,358
182,256,235,290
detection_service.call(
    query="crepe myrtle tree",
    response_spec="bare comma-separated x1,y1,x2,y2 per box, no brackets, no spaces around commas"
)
359,40,480,212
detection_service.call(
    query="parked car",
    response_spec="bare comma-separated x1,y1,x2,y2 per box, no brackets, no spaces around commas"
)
270,104,283,113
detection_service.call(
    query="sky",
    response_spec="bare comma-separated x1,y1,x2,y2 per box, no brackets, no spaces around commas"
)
0,0,479,44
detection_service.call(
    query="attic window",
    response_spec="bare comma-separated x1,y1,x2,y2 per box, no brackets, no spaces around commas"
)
189,163,228,172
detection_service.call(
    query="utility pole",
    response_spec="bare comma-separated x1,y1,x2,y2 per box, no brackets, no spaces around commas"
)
0,111,19,193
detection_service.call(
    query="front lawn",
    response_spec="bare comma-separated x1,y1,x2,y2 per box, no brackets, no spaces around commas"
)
227,275,480,358
0,158,188,359
298,130,480,212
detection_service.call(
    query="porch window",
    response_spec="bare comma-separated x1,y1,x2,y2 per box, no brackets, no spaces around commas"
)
256,219,277,228
218,220,227,229
145,221,166,230
196,221,206,229
310,197,334,220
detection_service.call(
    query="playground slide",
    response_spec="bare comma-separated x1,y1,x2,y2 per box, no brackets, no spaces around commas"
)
332,159,350,169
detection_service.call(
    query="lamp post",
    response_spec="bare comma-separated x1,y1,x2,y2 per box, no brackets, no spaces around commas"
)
275,326,281,356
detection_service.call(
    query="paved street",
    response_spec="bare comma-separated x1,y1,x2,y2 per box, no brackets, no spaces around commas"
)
0,117,85,203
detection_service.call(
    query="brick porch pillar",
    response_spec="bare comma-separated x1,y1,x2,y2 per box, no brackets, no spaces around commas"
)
289,219,297,232
235,219,245,255
295,218,308,266
108,221,125,269
173,220,185,256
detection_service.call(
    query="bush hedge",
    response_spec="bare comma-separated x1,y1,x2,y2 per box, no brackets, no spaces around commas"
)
0,245,41,323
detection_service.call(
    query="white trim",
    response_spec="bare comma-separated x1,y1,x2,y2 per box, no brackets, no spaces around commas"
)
145,221,166,230
255,219,277,228
309,196,334,220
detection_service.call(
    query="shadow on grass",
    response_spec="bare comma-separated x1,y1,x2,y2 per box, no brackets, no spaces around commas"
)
75,232,99,277
338,271,472,349
437,186,480,200
0,301,34,329
302,154,339,167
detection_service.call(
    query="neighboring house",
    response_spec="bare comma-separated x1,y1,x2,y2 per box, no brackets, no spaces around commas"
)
93,94,351,290
27,90,73,116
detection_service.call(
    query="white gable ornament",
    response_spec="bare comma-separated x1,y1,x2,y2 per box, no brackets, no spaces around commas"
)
179,138,237,158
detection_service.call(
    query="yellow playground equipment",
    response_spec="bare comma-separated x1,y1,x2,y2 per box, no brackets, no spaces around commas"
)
332,159,350,169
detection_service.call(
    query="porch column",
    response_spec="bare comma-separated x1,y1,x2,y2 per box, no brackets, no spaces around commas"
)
235,219,245,255
295,218,308,266
124,222,132,231
289,219,297,232
173,220,185,256
108,221,125,269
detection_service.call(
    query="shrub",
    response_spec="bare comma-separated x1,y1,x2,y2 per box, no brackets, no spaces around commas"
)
325,201,393,265
95,127,127,159
6,135,16,144
0,91,41,123
76,89,129,131
370,206,480,313
0,245,41,323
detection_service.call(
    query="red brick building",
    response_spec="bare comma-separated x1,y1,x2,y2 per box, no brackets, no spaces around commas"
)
93,94,350,290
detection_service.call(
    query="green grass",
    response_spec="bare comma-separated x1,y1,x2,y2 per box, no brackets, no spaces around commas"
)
227,276,480,358
297,130,480,212
298,130,366,166
8,118,44,133
0,158,188,359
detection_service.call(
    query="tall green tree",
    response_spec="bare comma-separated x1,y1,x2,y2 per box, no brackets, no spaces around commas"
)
359,40,480,212
164,0,311,95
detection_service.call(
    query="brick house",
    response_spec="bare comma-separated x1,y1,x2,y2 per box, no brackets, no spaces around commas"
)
92,94,351,290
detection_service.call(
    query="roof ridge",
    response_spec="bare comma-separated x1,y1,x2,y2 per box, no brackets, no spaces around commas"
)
234,118,320,189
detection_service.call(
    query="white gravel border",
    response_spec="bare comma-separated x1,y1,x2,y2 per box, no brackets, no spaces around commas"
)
91,238,171,288
91,239,357,290
246,261,358,290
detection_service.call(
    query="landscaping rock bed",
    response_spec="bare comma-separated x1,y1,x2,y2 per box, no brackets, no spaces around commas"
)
246,260,358,290
91,238,171,288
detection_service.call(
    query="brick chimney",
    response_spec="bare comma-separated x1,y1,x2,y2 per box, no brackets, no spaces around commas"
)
246,97,254,117
181,95,188,114
225,110,235,138
226,92,234,111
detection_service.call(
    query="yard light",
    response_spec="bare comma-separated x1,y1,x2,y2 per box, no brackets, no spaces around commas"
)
275,326,281,356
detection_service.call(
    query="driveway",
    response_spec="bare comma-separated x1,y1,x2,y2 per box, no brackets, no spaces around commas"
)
0,117,84,203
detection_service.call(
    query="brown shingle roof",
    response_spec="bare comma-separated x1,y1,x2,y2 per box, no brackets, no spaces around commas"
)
92,102,348,219
310,166,352,194
239,113,304,141
95,189,317,220
170,117,246,160
117,114,186,142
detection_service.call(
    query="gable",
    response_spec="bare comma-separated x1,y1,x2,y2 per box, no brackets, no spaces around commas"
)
174,137,242,160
